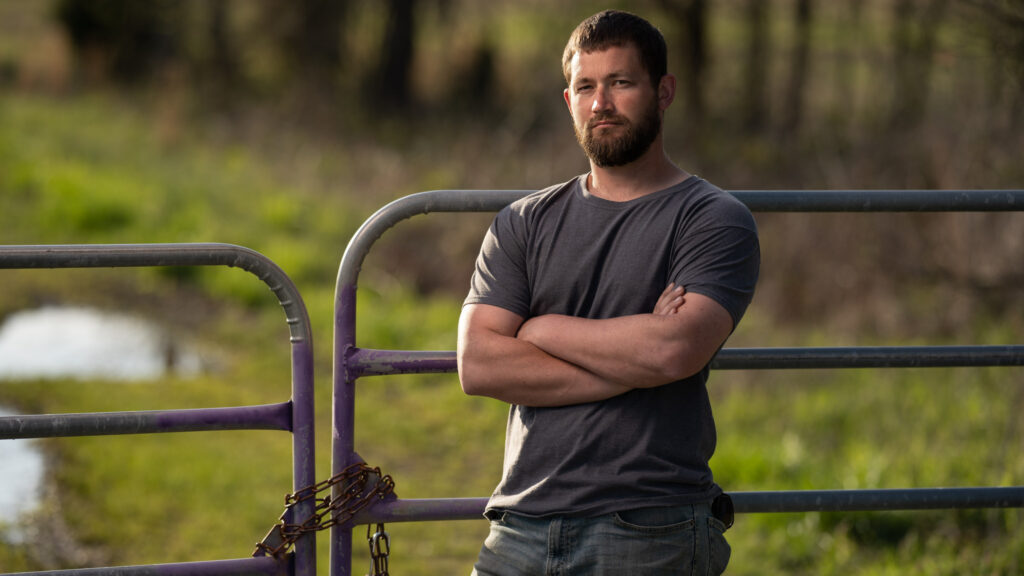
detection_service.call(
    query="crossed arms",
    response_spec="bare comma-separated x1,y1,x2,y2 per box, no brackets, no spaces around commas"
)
457,284,734,407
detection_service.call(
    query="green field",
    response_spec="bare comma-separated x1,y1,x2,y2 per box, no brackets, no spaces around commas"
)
1,89,1022,575
2,0,1024,570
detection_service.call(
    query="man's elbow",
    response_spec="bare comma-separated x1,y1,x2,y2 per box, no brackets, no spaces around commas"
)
457,355,488,397
654,344,712,383
459,372,484,397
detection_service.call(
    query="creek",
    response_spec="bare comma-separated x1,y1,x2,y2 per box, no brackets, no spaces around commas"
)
0,306,205,543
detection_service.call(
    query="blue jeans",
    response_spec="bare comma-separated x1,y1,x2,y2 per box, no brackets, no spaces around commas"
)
471,502,731,575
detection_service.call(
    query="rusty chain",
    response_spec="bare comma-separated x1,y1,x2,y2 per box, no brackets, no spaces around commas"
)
367,523,391,576
253,462,395,562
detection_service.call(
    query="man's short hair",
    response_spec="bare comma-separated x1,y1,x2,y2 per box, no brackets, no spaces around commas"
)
562,10,668,88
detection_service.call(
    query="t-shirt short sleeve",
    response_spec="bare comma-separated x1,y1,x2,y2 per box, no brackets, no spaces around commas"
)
464,205,532,319
670,197,760,329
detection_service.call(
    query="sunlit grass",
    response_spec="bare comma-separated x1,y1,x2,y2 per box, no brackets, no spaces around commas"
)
1,88,1022,575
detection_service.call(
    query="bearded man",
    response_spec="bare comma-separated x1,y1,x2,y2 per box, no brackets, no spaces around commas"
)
458,10,760,575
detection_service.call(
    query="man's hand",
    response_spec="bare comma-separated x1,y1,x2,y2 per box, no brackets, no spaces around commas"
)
460,283,732,404
514,283,733,389
520,283,683,341
458,303,632,407
653,282,685,316
519,282,685,343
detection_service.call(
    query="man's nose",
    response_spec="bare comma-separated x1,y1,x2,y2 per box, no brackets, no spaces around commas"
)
592,86,614,113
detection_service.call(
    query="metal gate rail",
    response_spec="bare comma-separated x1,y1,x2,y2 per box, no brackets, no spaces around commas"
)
0,243,315,576
331,189,1024,576
1,191,1022,576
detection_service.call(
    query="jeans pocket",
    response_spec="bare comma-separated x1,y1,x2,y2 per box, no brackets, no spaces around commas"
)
706,516,732,575
613,506,697,535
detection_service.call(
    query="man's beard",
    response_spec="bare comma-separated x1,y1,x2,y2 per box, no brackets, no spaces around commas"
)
575,100,662,168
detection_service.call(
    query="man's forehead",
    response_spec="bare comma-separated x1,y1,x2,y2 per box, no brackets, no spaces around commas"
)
569,45,644,80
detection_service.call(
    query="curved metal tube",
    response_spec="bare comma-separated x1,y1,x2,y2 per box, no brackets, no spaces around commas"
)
0,243,311,343
330,189,1024,576
0,242,317,576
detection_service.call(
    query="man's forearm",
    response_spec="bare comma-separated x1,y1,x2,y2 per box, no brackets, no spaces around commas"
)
457,307,631,407
517,292,732,389
517,313,687,388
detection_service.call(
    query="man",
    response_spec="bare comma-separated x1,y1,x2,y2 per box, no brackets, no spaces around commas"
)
457,10,759,575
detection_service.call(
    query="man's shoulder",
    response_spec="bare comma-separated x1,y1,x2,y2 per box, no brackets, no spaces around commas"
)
504,176,582,215
678,177,757,231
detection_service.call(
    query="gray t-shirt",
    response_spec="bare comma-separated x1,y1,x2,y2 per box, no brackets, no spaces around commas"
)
464,174,760,517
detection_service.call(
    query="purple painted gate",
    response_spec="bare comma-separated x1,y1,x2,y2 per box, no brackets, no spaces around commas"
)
329,189,1024,576
0,244,315,576
1,190,1024,576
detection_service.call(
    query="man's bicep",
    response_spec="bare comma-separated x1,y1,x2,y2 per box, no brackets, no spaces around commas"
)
458,303,526,340
679,289,738,333
665,292,735,375
466,208,533,320
671,223,760,330
457,304,525,396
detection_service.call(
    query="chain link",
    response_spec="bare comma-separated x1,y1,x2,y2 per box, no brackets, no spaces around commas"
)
253,462,395,559
367,523,390,576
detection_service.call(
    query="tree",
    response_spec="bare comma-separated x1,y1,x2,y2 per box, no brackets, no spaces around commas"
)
742,0,770,133
373,0,417,113
285,0,347,97
199,1,238,106
889,0,950,130
781,0,813,136
833,0,866,135
55,0,184,84
656,0,711,124
967,0,1024,128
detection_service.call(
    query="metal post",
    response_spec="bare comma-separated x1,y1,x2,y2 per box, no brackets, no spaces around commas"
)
331,283,358,576
330,191,525,576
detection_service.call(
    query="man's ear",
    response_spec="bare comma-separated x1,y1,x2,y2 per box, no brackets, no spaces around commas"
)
563,87,573,117
658,74,677,112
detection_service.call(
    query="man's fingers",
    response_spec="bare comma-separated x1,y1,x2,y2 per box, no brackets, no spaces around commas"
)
658,296,682,315
653,283,686,315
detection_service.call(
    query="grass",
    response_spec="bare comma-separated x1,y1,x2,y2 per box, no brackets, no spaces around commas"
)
712,365,1024,575
1,86,1023,576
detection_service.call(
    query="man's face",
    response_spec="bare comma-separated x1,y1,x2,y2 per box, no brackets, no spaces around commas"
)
564,45,663,168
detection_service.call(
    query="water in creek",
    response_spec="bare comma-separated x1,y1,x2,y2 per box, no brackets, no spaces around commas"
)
0,306,202,381
0,406,46,543
0,306,206,543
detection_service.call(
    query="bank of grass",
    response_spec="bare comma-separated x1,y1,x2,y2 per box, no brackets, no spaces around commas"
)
712,364,1024,575
1,92,1022,575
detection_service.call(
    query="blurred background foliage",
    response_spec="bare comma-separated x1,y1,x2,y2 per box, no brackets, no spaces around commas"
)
0,0,1023,574
5,0,1023,329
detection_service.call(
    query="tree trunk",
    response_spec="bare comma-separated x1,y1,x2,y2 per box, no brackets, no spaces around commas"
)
54,0,184,84
834,0,865,136
971,0,1024,129
202,1,236,104
375,0,417,112
742,0,770,133
657,0,710,125
889,0,950,130
293,0,346,96
781,0,813,135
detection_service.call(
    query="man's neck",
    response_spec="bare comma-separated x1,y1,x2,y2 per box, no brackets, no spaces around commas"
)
586,148,690,202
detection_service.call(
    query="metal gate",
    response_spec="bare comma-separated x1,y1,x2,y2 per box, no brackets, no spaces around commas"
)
330,189,1024,576
1,190,1024,576
0,244,316,576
